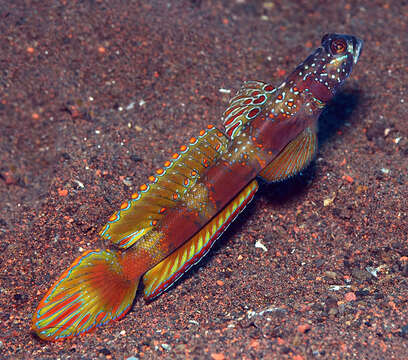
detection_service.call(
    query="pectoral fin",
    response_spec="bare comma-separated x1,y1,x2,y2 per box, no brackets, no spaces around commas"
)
142,180,259,300
258,127,317,183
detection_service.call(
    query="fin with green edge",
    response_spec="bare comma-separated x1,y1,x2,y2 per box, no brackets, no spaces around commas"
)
142,179,259,300
100,125,229,249
32,249,138,341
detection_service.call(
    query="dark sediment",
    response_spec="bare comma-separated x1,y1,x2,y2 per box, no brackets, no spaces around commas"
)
1,1,407,359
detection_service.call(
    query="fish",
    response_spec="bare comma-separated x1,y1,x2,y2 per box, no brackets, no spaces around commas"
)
32,33,363,341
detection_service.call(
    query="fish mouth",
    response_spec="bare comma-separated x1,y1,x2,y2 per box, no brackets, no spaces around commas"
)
353,38,363,64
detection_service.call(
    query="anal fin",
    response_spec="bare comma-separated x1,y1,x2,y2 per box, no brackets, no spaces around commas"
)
258,127,317,183
142,180,259,300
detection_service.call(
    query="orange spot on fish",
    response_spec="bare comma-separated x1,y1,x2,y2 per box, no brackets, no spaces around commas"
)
120,202,129,209
277,94,283,100
156,168,164,175
207,124,214,129
189,137,197,143
152,220,158,226
140,184,148,191
191,171,197,176
172,153,179,159
109,213,117,222
184,179,189,186
199,129,206,136
180,145,187,152
160,207,166,213
131,192,139,199
164,160,171,167
149,176,156,182
173,193,178,200
224,108,233,116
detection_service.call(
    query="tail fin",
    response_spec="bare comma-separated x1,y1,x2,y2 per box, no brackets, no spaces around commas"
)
32,249,139,341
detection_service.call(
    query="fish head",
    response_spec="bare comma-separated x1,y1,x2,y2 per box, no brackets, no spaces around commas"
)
288,34,363,103
320,33,363,86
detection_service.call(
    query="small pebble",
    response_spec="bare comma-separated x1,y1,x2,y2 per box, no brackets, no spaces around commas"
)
342,175,354,183
325,271,337,280
344,292,357,302
255,239,268,252
0,171,18,185
58,188,68,197
161,343,171,351
211,354,225,360
297,323,311,333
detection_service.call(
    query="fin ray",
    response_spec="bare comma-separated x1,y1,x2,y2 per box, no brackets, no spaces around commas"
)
258,127,317,183
100,126,229,249
222,81,276,139
32,249,139,341
143,180,259,300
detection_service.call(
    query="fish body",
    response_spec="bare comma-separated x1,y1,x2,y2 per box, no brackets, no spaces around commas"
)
32,34,362,340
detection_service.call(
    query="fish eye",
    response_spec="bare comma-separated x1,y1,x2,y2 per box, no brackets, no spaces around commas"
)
330,38,347,55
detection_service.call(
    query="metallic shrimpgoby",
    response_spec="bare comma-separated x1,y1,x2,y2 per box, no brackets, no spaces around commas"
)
32,33,363,341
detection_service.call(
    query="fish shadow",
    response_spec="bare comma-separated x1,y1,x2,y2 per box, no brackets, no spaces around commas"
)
318,88,362,146
143,89,361,301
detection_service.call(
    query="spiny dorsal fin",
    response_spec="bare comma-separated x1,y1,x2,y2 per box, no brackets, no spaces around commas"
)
258,127,317,183
222,81,276,139
99,125,229,249
142,180,259,300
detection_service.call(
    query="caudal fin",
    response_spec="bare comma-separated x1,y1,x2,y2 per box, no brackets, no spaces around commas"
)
32,249,138,341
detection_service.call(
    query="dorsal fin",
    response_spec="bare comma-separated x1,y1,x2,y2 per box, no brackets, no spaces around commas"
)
99,126,229,249
258,127,317,183
142,180,259,300
222,81,276,139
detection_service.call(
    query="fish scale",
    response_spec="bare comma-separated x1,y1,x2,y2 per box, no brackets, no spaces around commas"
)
32,33,363,341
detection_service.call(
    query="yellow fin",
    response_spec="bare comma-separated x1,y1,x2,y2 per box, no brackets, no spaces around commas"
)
142,180,259,300
100,126,229,249
258,127,317,183
32,249,138,341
